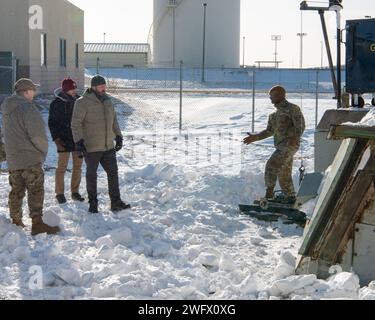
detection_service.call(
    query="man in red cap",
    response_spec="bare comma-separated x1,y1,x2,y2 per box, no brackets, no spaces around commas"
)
48,78,84,204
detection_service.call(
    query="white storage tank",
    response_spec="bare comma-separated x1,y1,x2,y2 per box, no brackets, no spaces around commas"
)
150,0,241,68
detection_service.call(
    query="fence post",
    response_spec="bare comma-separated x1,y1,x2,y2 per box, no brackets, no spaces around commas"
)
252,65,256,133
135,67,138,88
12,55,17,84
179,61,183,133
315,68,320,129
96,57,100,74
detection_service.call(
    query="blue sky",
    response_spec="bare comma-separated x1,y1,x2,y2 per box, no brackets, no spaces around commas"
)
69,0,374,68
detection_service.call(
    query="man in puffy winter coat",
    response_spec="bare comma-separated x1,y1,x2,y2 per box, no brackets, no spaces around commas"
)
71,75,131,214
49,78,84,204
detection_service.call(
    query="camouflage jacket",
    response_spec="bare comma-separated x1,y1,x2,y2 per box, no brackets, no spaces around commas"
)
257,100,306,150
0,127,5,163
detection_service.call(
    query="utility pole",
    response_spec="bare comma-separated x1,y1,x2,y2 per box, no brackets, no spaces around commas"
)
202,3,207,82
330,1,343,108
271,35,281,68
297,12,307,68
171,2,176,68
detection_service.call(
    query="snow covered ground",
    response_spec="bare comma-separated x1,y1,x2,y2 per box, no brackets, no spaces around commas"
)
1,92,375,300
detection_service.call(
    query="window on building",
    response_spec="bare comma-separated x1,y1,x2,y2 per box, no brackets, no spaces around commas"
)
75,43,79,68
60,38,67,67
40,33,47,67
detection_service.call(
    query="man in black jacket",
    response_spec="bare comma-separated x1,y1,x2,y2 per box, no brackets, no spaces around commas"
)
48,78,84,204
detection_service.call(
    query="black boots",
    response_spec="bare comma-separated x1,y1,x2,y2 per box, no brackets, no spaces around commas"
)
56,194,67,204
89,198,99,214
111,200,131,212
72,193,85,202
88,197,131,214
57,194,85,203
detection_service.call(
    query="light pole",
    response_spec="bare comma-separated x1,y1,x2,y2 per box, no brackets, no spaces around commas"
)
271,35,281,68
329,0,343,108
202,3,207,83
297,12,307,68
171,4,176,68
103,33,106,44
243,36,246,67
320,41,324,68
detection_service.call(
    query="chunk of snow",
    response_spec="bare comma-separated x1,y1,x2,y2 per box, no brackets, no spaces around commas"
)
97,245,114,260
359,286,375,300
273,251,296,279
197,252,219,269
109,227,132,246
324,272,360,299
151,241,172,258
91,283,116,298
95,235,114,249
219,253,236,272
250,237,263,246
42,211,61,227
3,232,21,252
0,223,9,238
268,274,317,297
236,275,259,295
54,268,81,286
12,246,31,261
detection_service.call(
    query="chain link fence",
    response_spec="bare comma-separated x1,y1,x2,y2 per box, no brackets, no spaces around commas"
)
83,65,340,174
0,65,340,175
0,52,16,95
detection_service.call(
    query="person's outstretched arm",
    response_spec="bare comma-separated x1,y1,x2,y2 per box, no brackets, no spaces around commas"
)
244,115,274,145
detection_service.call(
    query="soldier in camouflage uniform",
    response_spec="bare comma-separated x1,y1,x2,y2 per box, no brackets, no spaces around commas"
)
244,86,305,203
1,79,60,236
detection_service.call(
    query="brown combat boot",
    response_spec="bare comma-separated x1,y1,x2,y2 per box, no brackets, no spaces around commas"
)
265,187,275,199
31,216,61,236
12,218,26,228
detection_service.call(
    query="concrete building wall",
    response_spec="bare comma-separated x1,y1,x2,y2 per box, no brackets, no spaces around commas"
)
28,0,85,93
0,0,30,77
0,0,84,93
85,52,148,69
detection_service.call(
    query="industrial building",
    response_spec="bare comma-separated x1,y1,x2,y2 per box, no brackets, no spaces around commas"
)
150,0,241,68
0,0,84,94
84,43,150,69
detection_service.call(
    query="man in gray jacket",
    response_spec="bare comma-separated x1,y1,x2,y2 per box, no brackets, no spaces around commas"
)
71,75,131,214
1,79,60,235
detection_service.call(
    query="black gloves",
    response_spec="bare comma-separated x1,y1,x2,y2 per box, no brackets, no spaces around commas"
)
115,136,123,152
75,139,87,159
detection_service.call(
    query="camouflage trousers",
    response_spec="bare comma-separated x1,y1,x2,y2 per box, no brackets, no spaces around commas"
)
8,163,44,220
265,148,297,197
0,142,5,163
